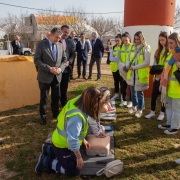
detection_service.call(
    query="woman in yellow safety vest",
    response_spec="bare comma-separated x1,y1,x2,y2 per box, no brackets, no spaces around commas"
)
118,32,133,108
124,31,151,118
109,35,122,101
35,86,105,176
158,32,180,135
145,31,169,120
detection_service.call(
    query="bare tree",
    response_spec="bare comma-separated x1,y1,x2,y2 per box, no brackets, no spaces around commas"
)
0,12,32,46
63,6,89,36
174,5,180,30
113,16,124,35
90,15,114,39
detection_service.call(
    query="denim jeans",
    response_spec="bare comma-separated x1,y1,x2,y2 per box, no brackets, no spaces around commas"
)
130,86,145,110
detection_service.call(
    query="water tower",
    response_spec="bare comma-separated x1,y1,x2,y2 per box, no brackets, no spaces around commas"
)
123,0,176,97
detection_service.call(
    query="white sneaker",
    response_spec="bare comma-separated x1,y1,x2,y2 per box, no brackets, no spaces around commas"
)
157,112,165,121
145,111,155,119
175,158,180,164
110,94,119,101
164,129,178,135
126,101,132,108
128,106,137,114
119,101,127,107
135,110,143,118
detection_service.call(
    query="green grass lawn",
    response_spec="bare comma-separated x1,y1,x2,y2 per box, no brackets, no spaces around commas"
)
0,74,180,180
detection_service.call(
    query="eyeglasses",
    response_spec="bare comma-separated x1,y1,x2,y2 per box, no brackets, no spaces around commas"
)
115,40,120,42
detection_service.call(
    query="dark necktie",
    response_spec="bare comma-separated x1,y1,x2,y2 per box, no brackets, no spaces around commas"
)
52,44,57,61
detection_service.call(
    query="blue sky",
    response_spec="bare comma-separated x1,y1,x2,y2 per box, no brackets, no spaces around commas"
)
0,0,180,18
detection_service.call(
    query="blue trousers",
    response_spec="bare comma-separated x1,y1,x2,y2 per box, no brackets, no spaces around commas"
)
77,59,87,77
130,86,145,110
45,144,80,176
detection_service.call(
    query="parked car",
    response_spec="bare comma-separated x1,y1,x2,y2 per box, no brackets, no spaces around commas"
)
22,47,31,56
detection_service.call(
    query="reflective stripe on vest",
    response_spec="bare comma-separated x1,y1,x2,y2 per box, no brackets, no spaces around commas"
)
52,96,88,148
110,46,120,72
56,108,85,140
158,50,166,66
120,43,133,64
164,53,172,68
127,45,150,84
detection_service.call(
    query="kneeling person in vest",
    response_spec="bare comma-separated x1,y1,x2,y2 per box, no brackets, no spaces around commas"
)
125,31,151,118
35,86,104,176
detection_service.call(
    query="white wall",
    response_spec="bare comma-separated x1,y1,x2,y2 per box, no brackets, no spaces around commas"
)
123,25,173,65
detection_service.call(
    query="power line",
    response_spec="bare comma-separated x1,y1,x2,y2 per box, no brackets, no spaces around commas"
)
0,3,124,15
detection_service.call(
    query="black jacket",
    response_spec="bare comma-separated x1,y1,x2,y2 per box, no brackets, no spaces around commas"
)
11,40,23,55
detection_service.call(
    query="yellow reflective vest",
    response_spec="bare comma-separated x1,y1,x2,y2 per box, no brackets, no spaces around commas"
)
120,43,133,64
127,45,150,84
163,53,180,98
52,96,88,148
158,50,166,66
110,46,121,72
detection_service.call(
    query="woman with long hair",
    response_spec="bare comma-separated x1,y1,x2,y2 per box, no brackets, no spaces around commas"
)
145,31,169,120
118,32,133,108
35,86,105,176
124,31,151,118
158,32,180,135
109,35,122,101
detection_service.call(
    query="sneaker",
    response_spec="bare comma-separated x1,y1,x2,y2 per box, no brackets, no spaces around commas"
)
110,94,119,101
157,112,165,121
135,110,143,118
158,124,171,130
175,158,180,164
35,154,46,174
119,101,127,107
164,129,178,135
128,106,137,114
42,144,51,156
126,101,132,108
145,110,155,119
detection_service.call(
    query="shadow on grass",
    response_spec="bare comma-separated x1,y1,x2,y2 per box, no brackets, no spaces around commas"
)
68,83,98,96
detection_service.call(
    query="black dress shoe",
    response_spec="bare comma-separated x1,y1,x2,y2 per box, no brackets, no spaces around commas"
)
70,77,76,80
53,114,58,119
95,78,100,81
83,76,87,80
40,119,46,125
87,77,92,79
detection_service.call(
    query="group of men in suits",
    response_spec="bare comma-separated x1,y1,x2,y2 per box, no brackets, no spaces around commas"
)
34,26,104,125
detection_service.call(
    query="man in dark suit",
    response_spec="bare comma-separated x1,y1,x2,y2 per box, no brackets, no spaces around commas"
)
76,32,90,80
60,25,74,106
11,35,23,55
88,32,104,81
69,31,76,80
34,27,67,125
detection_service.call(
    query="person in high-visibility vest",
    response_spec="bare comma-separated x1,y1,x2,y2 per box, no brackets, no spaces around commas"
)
124,31,151,118
35,86,105,176
145,32,169,120
109,35,122,101
118,32,133,108
158,32,180,135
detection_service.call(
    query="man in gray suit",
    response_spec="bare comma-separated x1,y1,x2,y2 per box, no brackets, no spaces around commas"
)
34,27,67,125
